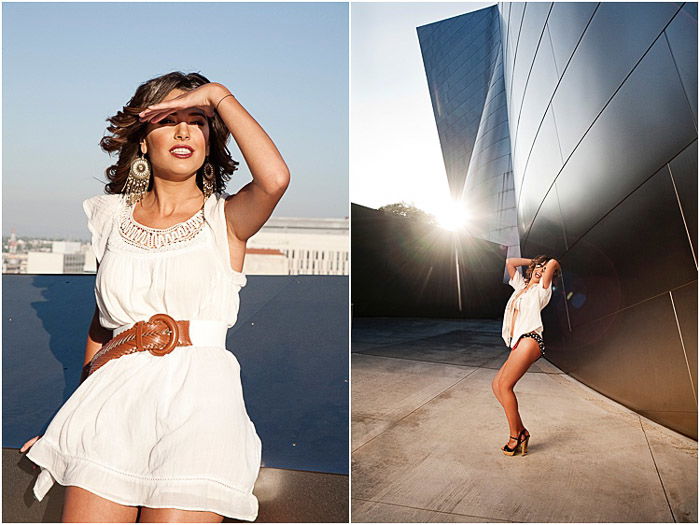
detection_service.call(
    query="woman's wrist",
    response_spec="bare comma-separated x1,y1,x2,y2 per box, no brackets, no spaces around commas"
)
207,83,234,110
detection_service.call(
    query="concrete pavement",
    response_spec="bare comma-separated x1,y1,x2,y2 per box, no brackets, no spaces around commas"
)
351,318,697,523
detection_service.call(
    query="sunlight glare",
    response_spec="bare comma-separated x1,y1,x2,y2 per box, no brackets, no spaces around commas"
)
436,200,470,231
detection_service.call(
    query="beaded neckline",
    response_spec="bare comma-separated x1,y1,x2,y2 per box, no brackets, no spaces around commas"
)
118,199,206,250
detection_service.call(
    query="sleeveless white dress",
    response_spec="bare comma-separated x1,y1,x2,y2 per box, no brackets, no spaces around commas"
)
26,192,262,521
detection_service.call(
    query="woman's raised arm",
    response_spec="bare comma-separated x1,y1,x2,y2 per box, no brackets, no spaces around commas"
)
505,257,531,280
137,82,290,242
211,85,290,241
540,259,560,290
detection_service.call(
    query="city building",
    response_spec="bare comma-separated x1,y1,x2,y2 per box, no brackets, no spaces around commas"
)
2,252,27,274
247,217,349,275
242,248,288,275
51,241,82,254
27,251,86,274
418,3,697,438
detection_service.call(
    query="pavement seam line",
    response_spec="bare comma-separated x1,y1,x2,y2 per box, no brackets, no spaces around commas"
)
354,352,561,374
355,351,503,369
351,497,519,523
639,416,677,523
351,367,480,453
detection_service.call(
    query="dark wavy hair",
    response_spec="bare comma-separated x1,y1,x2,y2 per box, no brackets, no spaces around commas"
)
99,71,238,195
525,254,560,283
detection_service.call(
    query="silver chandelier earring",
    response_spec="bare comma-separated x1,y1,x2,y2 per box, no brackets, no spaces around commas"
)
202,159,215,199
124,151,151,205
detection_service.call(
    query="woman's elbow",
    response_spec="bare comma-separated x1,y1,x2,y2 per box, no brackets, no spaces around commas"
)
277,168,291,192
263,168,290,197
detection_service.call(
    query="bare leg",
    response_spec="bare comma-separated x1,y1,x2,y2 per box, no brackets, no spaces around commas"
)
139,508,224,523
62,486,139,523
491,361,506,406
495,338,541,447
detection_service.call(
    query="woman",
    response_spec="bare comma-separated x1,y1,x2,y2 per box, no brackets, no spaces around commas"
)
491,255,560,456
19,71,289,522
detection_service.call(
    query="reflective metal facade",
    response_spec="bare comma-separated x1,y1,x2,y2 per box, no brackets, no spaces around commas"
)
418,8,521,261
420,2,698,438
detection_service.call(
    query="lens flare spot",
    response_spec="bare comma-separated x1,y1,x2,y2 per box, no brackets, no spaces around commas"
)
437,201,470,231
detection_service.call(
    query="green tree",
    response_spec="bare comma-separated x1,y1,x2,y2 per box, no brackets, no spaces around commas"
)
379,202,436,224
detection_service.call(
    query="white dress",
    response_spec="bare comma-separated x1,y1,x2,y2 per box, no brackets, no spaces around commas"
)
501,269,552,348
26,192,262,521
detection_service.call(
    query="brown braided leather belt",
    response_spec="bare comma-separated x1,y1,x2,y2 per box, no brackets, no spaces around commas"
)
85,313,192,377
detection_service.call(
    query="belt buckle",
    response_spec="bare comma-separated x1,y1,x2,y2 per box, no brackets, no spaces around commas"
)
145,313,179,356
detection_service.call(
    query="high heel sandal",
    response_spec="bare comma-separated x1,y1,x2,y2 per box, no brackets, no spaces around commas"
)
502,428,530,456
502,434,521,456
520,428,530,456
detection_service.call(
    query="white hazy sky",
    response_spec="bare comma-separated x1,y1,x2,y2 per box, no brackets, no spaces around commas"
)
351,1,495,216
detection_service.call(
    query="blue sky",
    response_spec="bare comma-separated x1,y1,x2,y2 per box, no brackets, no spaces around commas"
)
3,2,348,239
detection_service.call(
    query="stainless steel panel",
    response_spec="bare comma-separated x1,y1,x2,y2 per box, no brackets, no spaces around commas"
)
670,280,698,404
507,2,527,118
523,180,568,257
546,2,598,75
664,2,699,124
636,410,696,439
669,140,698,263
418,6,502,198
552,2,683,159
555,34,696,247
512,19,560,171
560,167,696,328
540,271,571,355
517,107,564,235
509,2,553,127
550,292,697,438
498,3,512,75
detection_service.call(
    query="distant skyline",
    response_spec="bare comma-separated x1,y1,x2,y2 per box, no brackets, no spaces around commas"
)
351,2,494,218
3,2,348,239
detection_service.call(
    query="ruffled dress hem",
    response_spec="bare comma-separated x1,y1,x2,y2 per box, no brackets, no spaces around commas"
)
27,439,258,522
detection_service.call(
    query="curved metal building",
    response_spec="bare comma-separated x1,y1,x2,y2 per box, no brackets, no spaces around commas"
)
419,7,520,261
418,2,698,438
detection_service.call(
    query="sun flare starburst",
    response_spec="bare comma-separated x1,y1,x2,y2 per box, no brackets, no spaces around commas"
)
436,200,470,231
